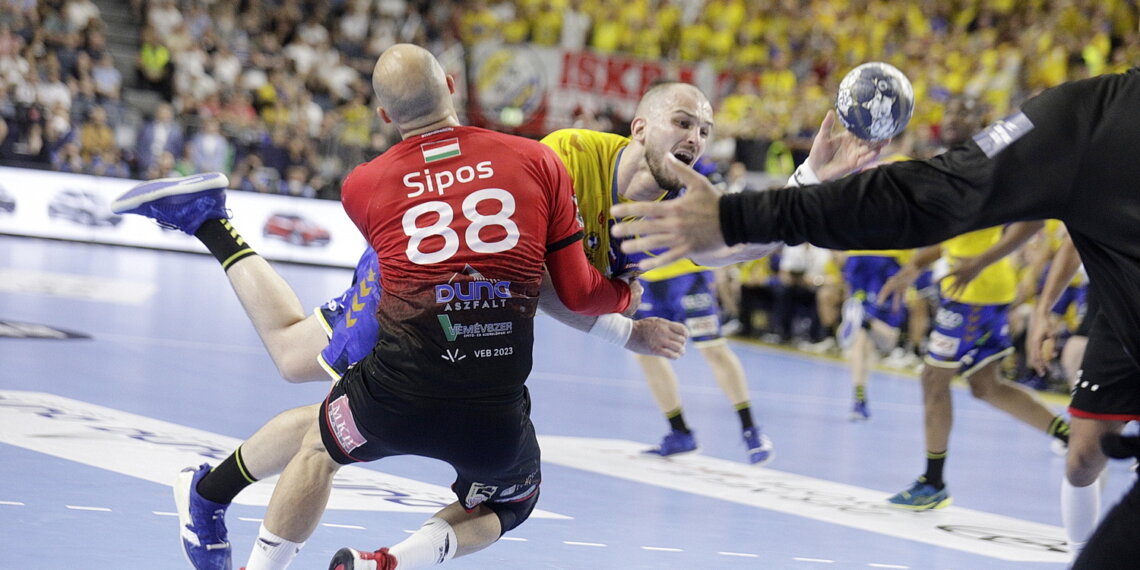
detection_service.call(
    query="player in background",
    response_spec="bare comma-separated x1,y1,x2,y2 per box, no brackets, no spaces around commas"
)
627,158,773,464
878,221,1070,510
835,144,918,421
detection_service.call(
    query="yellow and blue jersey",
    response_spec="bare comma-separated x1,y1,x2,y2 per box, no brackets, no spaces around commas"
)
941,226,1018,305
541,128,635,278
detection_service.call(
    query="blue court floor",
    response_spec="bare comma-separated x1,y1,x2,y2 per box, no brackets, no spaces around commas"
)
1,235,1135,569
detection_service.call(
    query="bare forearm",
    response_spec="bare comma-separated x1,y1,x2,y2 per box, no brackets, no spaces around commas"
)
1035,238,1083,317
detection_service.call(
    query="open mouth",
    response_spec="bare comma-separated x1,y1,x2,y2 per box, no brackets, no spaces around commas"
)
672,150,695,165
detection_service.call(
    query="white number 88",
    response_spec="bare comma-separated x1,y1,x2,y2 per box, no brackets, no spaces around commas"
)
402,188,520,264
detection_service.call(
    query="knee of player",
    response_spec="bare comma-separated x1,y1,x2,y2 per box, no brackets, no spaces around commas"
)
966,380,992,400
1066,446,1108,484
487,487,540,536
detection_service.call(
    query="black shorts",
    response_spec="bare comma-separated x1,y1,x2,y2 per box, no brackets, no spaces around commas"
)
1070,313,1140,421
319,365,541,510
1074,288,1098,337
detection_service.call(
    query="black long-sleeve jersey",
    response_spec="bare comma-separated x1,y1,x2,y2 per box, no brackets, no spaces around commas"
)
721,68,1140,363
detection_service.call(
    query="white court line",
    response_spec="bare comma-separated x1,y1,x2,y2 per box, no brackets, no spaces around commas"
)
794,557,835,563
868,564,910,569
1,500,25,506
0,390,568,521
563,541,606,547
539,435,1070,564
66,505,111,512
641,546,682,552
499,537,528,542
0,269,156,305
323,523,366,530
153,511,177,517
718,551,759,558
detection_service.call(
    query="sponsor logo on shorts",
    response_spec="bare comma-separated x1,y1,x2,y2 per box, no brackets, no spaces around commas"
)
327,395,367,454
681,293,713,311
928,331,961,358
685,315,720,338
464,482,499,508
935,307,964,328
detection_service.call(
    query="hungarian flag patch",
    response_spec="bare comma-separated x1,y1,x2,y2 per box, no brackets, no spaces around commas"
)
421,138,461,163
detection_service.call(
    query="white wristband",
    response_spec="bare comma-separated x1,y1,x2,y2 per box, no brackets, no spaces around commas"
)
588,313,634,346
787,163,820,187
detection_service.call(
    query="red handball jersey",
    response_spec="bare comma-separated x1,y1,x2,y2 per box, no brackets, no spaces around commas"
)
341,126,626,400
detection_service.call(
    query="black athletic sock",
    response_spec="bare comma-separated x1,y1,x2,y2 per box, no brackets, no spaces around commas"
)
736,403,755,430
194,218,257,271
1048,416,1071,444
196,446,259,504
666,409,690,433
922,450,947,489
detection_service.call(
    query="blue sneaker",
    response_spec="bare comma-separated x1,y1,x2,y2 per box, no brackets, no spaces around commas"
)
644,429,698,457
174,463,232,570
112,173,229,234
887,478,952,510
742,427,774,465
837,296,864,350
849,399,870,422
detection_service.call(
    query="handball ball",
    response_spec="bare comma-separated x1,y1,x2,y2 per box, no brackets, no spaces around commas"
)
835,62,915,142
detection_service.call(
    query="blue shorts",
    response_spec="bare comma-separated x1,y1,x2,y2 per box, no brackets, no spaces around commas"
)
635,270,722,343
924,300,1012,377
843,256,907,328
318,250,382,379
1050,284,1088,329
914,269,938,299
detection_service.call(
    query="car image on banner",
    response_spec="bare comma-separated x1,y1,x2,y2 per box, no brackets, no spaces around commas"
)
47,189,122,227
0,186,15,215
263,212,331,247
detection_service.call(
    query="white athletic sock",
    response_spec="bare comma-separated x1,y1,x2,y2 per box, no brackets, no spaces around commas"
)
244,524,306,570
389,517,459,569
1061,477,1100,558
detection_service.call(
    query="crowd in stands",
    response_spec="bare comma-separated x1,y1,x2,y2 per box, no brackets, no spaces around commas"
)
0,0,1121,388
1,0,1137,197
0,0,465,199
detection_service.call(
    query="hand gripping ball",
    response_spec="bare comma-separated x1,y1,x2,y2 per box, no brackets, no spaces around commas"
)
835,62,915,142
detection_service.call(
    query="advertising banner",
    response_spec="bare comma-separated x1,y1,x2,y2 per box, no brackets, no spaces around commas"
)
0,167,366,268
467,44,725,137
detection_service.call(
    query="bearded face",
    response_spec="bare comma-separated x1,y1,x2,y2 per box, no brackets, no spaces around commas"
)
646,144,687,193
629,84,713,199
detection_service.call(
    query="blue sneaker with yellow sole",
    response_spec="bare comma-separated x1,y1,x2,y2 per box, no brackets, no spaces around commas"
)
887,477,952,510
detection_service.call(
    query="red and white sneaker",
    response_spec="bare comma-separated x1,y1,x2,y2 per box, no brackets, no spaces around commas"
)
328,547,397,570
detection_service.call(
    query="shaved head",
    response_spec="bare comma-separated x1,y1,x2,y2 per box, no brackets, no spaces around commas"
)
372,44,455,132
634,82,709,121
